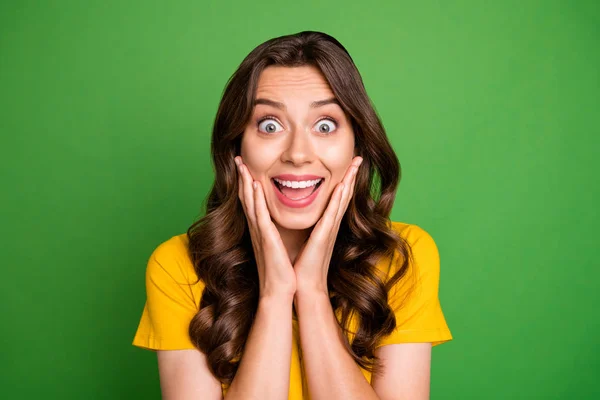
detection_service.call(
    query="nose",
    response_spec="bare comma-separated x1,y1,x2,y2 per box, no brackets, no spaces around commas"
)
280,127,315,166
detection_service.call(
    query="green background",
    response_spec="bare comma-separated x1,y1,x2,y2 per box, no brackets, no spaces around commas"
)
1,0,598,399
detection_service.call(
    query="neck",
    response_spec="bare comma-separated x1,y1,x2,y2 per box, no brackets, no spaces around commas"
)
275,223,312,264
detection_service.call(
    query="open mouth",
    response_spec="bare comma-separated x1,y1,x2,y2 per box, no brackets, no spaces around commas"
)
272,178,324,200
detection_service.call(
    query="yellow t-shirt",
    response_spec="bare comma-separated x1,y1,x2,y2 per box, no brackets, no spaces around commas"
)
132,221,452,398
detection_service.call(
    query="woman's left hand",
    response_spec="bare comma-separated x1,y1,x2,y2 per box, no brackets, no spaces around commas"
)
293,156,363,296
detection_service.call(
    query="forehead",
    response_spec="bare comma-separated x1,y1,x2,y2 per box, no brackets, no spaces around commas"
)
255,65,335,99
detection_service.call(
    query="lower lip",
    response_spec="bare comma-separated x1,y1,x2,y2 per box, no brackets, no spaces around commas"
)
272,180,323,208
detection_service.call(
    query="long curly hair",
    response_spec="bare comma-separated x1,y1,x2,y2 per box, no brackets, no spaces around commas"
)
187,31,413,384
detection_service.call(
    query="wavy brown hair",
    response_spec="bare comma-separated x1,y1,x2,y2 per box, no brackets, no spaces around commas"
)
187,31,413,384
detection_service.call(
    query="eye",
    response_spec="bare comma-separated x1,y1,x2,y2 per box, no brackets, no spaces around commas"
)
314,118,337,134
258,117,284,134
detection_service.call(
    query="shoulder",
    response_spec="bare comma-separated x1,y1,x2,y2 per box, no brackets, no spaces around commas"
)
134,233,204,350
150,233,192,265
389,221,437,251
390,221,439,267
146,233,202,293
376,221,440,283
374,222,453,347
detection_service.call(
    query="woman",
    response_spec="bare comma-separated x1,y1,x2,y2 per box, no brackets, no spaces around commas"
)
133,31,452,400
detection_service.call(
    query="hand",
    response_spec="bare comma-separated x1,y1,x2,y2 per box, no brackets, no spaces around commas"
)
235,156,297,299
293,156,363,296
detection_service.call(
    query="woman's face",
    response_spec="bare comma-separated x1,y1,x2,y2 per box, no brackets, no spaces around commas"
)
240,65,356,231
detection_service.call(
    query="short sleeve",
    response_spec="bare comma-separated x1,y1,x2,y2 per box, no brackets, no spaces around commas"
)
376,224,452,348
132,235,202,351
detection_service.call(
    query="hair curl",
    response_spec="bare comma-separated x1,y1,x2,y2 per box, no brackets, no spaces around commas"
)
187,31,413,385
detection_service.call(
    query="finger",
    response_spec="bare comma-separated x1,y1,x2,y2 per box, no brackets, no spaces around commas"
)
237,158,262,257
253,180,278,241
236,157,245,208
336,157,362,219
239,160,257,226
342,156,363,186
313,182,345,240
336,157,361,204
337,164,360,220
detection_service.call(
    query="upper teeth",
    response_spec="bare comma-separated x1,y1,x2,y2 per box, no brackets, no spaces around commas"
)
274,178,322,189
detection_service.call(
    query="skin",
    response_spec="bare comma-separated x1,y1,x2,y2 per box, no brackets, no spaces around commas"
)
156,65,433,400
240,64,357,264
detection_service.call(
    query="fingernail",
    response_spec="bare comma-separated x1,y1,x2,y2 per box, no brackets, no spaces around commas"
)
357,157,363,167
353,166,358,175
235,157,241,166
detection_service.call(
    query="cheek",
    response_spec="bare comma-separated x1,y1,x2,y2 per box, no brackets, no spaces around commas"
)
240,133,277,177
319,138,354,180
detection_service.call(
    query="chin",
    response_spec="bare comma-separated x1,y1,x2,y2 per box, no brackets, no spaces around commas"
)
271,211,321,231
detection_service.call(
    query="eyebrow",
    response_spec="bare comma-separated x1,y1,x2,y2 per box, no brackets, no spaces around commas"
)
254,97,340,110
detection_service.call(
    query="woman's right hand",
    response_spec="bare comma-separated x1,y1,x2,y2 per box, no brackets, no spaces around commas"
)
235,156,296,299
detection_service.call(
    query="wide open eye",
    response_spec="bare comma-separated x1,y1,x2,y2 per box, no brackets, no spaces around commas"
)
314,118,337,134
258,118,284,134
